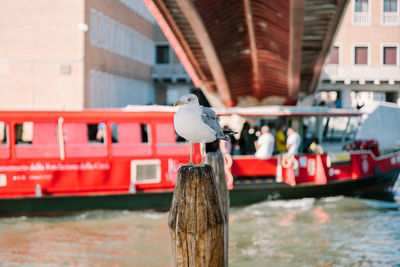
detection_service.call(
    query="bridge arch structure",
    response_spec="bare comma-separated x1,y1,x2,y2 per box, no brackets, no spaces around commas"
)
144,0,349,107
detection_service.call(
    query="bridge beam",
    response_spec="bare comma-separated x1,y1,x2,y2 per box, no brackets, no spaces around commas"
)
144,0,210,91
288,0,305,103
175,0,234,107
243,0,261,100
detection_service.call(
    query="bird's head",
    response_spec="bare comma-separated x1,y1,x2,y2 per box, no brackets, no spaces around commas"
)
174,94,200,108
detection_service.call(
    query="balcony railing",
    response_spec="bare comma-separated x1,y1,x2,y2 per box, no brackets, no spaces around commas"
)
353,12,370,25
152,63,190,81
383,12,399,25
322,64,400,82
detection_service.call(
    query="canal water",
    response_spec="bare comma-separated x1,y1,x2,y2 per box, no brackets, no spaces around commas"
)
0,181,399,266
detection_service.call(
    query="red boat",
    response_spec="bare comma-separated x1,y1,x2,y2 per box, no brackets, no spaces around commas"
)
0,105,399,216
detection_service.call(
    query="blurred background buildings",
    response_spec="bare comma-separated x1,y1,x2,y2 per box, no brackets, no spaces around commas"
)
0,0,194,110
0,0,399,110
316,0,400,108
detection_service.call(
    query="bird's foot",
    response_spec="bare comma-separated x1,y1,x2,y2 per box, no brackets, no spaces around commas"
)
182,162,194,166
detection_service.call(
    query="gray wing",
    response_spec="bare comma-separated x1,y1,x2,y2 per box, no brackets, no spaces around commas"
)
201,107,229,141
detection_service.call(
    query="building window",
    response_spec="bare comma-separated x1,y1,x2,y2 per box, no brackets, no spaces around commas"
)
354,46,368,65
118,0,157,24
89,9,154,65
383,46,397,65
354,0,370,25
355,0,369,12
383,0,399,25
90,69,152,108
90,9,97,44
98,15,104,46
328,46,339,64
384,0,398,12
156,45,170,64
374,92,386,101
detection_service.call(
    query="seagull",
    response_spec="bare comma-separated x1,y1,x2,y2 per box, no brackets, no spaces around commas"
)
174,94,233,166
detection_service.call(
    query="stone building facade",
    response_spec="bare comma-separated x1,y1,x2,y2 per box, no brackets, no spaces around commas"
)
0,0,193,110
318,0,400,108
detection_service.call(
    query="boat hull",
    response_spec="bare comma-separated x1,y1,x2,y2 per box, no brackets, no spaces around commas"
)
230,169,399,206
0,169,398,217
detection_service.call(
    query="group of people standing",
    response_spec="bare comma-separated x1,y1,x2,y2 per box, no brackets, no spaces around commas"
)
254,124,300,159
218,121,324,159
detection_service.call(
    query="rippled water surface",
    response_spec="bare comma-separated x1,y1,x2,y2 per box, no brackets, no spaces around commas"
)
0,182,399,266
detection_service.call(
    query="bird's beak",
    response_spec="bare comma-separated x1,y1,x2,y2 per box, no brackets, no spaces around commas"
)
174,101,182,106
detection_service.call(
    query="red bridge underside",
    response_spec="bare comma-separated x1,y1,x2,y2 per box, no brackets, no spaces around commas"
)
145,0,348,107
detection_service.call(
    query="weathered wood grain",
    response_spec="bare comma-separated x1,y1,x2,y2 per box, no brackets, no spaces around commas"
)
205,152,229,266
168,165,226,267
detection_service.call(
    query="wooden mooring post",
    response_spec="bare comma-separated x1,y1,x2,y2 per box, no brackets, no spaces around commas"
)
168,153,229,267
206,152,229,265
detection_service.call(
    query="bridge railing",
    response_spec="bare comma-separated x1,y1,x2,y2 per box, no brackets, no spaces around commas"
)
382,12,399,25
353,12,370,25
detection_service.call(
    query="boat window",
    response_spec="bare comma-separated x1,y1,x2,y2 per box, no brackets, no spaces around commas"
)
15,122,33,145
14,122,59,158
321,117,355,143
111,123,150,144
155,123,178,143
154,122,190,156
303,117,317,140
64,122,107,158
111,123,118,143
0,122,9,159
346,117,361,141
111,122,152,157
0,122,8,145
141,124,149,143
87,123,106,144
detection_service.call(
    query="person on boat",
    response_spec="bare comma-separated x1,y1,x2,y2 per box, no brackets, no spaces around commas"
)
275,122,286,154
286,127,301,155
245,126,258,155
267,122,276,136
254,125,275,159
308,137,324,155
95,123,106,143
239,122,250,155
